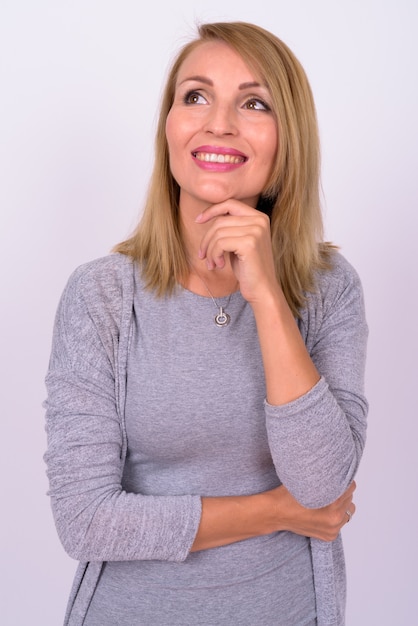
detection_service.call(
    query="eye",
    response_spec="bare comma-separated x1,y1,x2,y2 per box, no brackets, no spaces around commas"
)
183,90,207,105
243,98,271,112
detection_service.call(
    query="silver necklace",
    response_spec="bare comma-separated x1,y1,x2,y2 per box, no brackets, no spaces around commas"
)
192,269,236,327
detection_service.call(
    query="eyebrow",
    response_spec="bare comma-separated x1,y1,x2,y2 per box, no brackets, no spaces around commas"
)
178,76,264,90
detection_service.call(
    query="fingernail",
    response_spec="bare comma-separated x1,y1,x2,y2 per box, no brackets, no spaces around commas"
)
195,213,203,223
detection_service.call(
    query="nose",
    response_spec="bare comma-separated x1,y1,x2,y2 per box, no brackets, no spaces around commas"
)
203,102,238,136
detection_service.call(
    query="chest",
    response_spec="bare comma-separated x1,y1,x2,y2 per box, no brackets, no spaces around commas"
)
123,288,275,494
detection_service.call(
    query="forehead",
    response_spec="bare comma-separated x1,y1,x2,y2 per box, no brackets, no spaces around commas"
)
176,41,262,85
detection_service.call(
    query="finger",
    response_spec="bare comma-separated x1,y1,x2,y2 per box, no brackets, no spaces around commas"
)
204,234,243,270
347,480,356,494
337,481,356,504
205,228,268,271
199,218,268,261
195,200,263,224
199,221,253,259
339,491,355,516
343,481,356,496
343,502,356,525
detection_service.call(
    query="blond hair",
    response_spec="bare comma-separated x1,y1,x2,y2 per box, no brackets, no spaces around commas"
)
114,21,334,315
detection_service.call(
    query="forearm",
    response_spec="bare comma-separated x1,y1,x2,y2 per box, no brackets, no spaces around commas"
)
45,373,202,563
252,287,366,507
48,481,202,563
191,492,275,552
191,483,355,552
258,266,368,508
251,289,320,406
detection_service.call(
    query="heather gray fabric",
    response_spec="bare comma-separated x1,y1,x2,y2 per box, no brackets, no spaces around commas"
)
44,251,368,626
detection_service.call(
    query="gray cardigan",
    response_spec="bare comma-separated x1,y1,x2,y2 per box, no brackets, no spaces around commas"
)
44,252,368,625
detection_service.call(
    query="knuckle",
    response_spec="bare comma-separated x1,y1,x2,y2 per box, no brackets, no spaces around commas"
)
331,511,342,527
247,236,258,250
322,530,339,543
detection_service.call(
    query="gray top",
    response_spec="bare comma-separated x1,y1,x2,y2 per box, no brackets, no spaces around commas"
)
44,251,368,625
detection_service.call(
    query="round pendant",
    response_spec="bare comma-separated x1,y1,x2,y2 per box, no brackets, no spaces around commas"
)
215,308,231,327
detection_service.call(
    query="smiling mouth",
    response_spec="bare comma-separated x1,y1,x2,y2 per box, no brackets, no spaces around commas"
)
192,151,246,164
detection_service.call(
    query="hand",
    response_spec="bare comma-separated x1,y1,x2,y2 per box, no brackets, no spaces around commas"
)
195,200,278,304
267,482,356,542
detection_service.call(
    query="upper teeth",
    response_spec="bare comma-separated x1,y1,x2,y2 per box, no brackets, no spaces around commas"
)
194,152,245,164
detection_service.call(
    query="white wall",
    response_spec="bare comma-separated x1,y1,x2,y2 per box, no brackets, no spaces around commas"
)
1,1,417,624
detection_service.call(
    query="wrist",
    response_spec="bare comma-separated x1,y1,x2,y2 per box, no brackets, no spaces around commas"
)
260,487,285,534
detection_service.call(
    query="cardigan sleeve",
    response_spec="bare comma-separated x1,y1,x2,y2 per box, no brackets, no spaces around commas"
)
44,258,202,563
265,253,368,508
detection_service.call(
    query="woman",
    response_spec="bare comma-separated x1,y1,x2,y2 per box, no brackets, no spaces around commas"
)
44,21,368,626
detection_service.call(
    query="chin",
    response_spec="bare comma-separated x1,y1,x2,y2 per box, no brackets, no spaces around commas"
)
196,189,258,207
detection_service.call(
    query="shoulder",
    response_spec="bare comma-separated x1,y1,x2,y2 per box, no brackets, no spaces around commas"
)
68,253,134,292
50,255,135,369
58,253,135,331
299,251,367,345
313,250,364,310
63,253,134,308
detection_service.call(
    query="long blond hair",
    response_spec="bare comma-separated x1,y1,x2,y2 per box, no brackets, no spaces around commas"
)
114,21,334,315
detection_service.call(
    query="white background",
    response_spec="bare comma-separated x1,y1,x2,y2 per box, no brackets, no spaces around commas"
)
1,1,417,624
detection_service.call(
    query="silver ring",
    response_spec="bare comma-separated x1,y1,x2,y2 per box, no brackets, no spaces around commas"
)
345,510,352,523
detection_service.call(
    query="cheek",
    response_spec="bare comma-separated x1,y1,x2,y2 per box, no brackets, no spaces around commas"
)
165,116,181,177
253,127,278,192
165,112,176,156
165,113,186,185
261,126,278,168
166,120,193,185
166,107,198,152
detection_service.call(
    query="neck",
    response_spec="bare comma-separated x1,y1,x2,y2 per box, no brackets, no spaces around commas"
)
188,263,237,328
181,253,238,297
188,260,239,298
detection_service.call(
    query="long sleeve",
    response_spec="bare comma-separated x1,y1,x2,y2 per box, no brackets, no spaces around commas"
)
44,255,202,562
265,253,368,508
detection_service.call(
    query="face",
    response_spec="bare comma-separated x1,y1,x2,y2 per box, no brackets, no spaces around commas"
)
165,41,278,213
